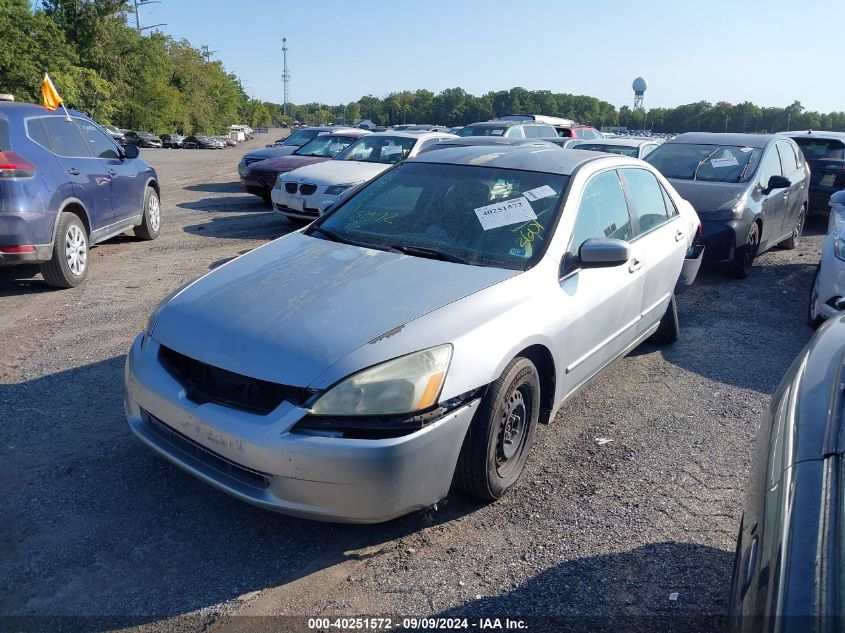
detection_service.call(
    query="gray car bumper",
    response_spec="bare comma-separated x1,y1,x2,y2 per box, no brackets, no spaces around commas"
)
124,334,478,523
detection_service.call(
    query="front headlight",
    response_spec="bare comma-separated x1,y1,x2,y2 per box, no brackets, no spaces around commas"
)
310,345,452,416
325,183,360,196
834,237,845,262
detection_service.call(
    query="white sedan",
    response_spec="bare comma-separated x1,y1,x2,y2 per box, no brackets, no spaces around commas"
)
809,190,845,326
271,131,456,221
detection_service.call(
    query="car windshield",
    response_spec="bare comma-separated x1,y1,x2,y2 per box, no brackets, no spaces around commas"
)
335,136,418,164
793,137,845,160
294,135,359,158
457,125,509,137
312,161,569,271
645,143,762,183
283,129,319,147
575,143,639,158
195,136,210,142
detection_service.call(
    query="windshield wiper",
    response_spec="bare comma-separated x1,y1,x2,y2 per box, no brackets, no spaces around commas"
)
389,244,471,265
309,225,388,251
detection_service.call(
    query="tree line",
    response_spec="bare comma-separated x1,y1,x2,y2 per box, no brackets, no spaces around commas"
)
2,1,842,135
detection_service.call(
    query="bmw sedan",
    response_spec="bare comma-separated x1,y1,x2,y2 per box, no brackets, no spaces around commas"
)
125,145,701,522
646,133,809,278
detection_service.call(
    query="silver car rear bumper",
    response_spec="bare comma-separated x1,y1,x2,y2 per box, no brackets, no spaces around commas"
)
124,333,478,523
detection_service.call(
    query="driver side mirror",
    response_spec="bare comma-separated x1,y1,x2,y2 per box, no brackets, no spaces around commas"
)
763,174,790,194
122,144,139,159
579,238,631,268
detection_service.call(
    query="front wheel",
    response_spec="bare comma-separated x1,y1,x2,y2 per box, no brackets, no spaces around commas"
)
455,357,540,501
808,264,825,329
729,222,759,279
134,187,161,240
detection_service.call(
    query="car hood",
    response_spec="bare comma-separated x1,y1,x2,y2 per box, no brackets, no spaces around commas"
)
244,147,294,162
247,155,329,175
667,179,748,213
151,232,517,387
280,160,391,186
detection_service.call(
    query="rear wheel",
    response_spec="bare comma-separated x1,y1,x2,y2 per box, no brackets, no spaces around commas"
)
808,264,825,329
730,222,759,279
650,293,680,344
455,357,540,501
40,213,89,288
780,206,805,250
134,187,161,240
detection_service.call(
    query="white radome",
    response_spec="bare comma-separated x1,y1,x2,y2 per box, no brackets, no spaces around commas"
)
632,77,648,94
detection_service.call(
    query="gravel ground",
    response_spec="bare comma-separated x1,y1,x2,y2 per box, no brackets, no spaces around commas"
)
0,137,825,632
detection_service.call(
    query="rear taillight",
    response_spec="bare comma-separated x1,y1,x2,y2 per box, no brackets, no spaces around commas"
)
0,151,36,178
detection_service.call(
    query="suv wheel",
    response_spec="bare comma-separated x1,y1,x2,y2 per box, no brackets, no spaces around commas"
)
134,187,161,240
40,213,89,288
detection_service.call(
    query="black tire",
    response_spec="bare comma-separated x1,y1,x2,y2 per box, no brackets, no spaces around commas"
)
780,206,805,250
40,213,89,288
650,293,680,344
455,357,540,501
729,222,760,279
134,187,161,240
808,264,825,329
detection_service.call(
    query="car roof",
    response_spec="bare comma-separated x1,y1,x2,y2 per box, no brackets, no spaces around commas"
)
781,130,845,140
407,144,616,176
574,138,654,147
361,131,456,140
465,120,551,128
0,101,86,118
666,132,774,148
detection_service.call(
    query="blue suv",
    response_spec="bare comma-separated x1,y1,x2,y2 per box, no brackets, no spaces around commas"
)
0,102,160,287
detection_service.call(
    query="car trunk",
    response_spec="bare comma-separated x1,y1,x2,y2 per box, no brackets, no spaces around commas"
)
794,137,845,188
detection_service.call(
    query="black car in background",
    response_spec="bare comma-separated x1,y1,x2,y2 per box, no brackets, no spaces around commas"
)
646,133,810,278
123,130,162,148
728,315,845,632
783,131,845,212
183,135,218,149
100,124,125,145
160,133,184,148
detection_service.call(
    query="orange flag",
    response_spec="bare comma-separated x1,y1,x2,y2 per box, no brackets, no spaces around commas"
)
40,73,63,111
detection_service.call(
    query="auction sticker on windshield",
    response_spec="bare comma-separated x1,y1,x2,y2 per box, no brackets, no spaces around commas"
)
523,184,557,201
475,196,537,230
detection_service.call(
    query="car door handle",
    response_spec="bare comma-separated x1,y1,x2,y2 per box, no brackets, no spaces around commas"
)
628,257,644,273
108,168,117,176
67,168,80,176
675,229,685,242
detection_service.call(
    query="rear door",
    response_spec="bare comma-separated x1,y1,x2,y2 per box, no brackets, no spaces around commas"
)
40,116,115,232
76,120,143,222
775,141,805,238
556,169,645,396
618,167,688,335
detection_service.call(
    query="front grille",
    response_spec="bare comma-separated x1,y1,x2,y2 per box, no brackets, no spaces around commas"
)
142,410,270,489
285,183,298,194
299,184,317,195
158,346,308,415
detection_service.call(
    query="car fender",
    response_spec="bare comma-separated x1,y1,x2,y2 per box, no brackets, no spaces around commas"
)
52,196,92,240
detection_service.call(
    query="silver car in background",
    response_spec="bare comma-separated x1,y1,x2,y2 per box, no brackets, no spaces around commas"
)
125,146,701,523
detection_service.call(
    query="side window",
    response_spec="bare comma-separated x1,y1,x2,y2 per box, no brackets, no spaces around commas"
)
505,126,524,139
641,144,657,158
26,118,51,149
777,141,798,174
620,168,673,233
568,170,632,260
758,147,783,187
76,119,120,159
41,117,91,157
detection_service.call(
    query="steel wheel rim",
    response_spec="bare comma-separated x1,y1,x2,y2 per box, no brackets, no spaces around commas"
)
65,224,87,276
148,194,160,232
496,387,530,477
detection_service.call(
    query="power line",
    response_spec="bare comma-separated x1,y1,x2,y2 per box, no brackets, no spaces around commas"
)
282,37,291,116
133,0,165,33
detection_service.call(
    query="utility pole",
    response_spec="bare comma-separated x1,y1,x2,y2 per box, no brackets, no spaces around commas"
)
201,45,217,62
133,0,163,33
282,37,291,117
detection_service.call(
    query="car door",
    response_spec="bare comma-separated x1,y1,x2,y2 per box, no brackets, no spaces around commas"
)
556,169,646,396
40,116,115,232
76,120,143,222
755,145,787,248
775,140,805,237
618,167,688,336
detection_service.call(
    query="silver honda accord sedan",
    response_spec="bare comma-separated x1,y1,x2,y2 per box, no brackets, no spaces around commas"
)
125,145,702,523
